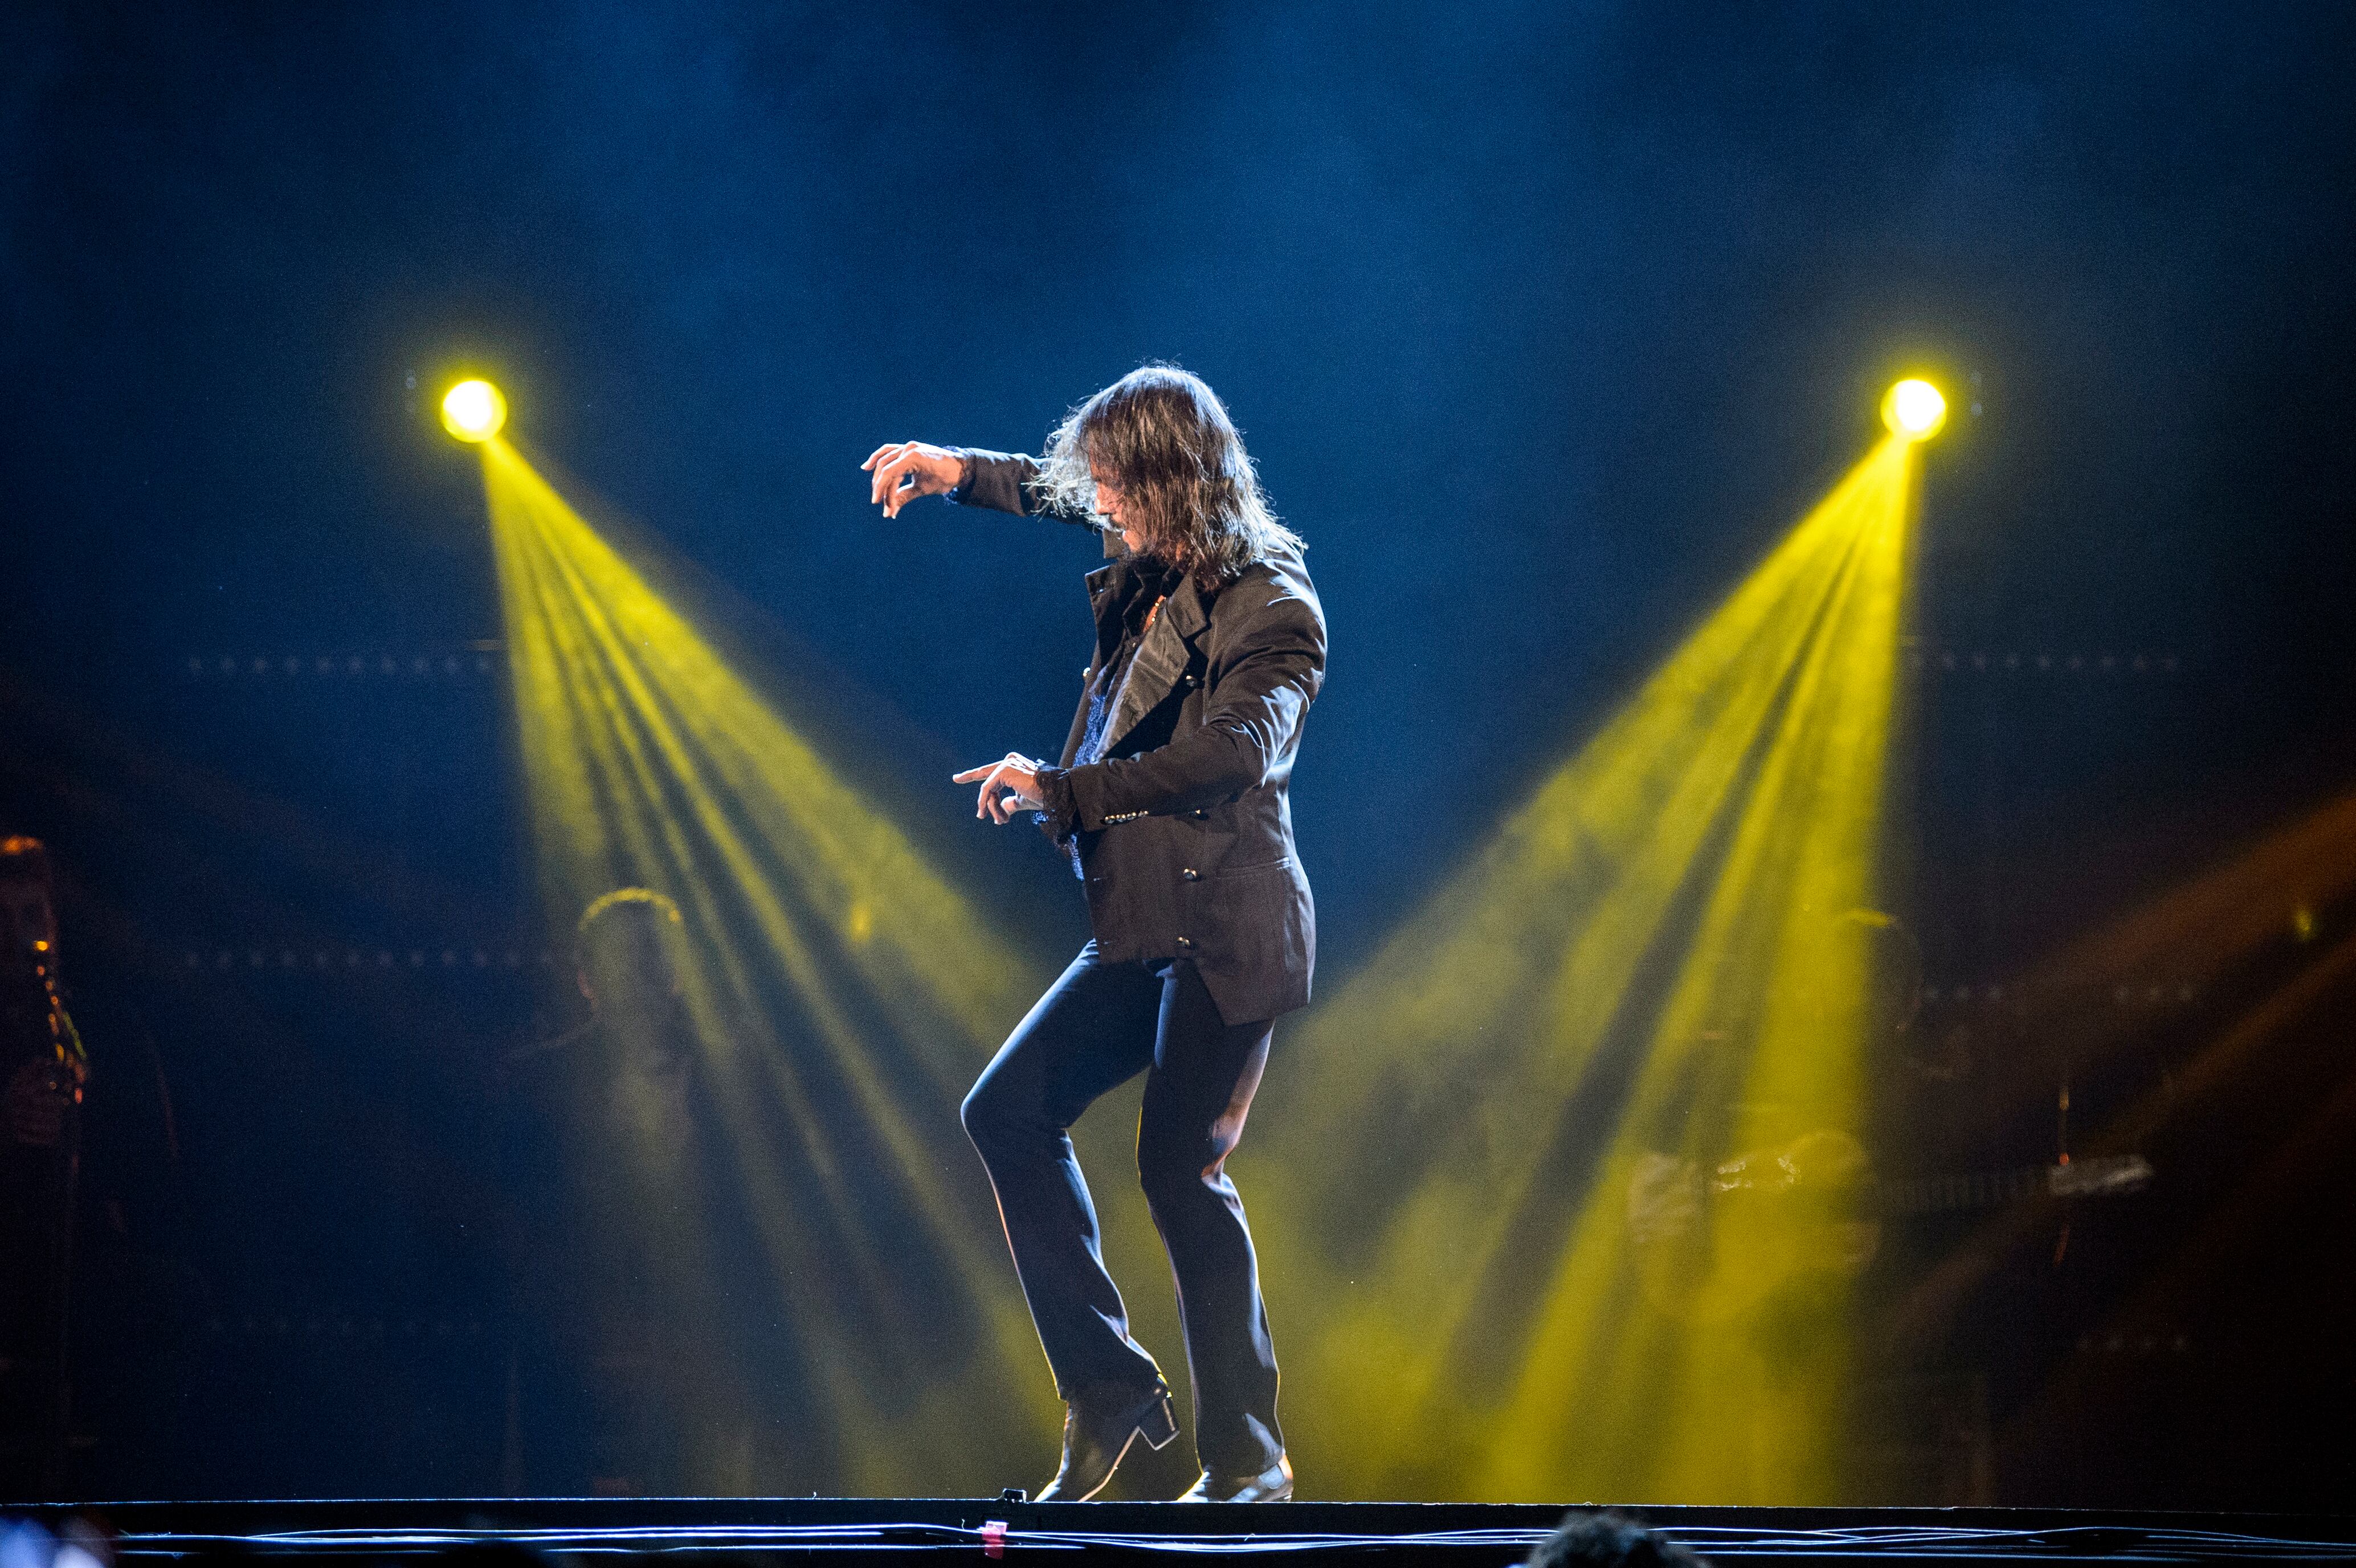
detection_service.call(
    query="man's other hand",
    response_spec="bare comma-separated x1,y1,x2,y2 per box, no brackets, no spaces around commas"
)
954,753,1045,824
864,441,966,518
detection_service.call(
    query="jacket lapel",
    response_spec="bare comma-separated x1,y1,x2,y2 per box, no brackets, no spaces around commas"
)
1101,574,1210,755
1084,561,1129,665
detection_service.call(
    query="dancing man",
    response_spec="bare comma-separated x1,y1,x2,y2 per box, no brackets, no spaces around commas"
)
863,366,1325,1502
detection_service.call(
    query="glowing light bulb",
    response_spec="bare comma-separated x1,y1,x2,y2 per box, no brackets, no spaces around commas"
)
1882,378,1946,441
441,379,508,442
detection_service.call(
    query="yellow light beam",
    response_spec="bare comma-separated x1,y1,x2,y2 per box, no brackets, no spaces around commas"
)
1253,435,1919,1503
479,435,1057,1494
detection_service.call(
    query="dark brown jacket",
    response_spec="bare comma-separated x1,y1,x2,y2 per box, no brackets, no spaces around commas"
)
954,450,1326,1024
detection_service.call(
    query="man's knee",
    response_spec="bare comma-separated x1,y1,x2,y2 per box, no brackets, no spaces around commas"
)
961,1072,1009,1152
1137,1124,1222,1207
963,1055,1055,1157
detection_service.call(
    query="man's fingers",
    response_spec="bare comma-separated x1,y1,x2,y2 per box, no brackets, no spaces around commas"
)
864,441,916,488
954,756,1035,823
881,453,937,517
983,762,1028,823
976,767,1007,820
890,460,939,515
870,449,913,508
883,446,928,501
987,763,1027,822
869,445,959,517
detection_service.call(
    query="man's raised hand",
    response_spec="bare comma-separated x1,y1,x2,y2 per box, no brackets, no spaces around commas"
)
863,440,966,518
953,753,1044,825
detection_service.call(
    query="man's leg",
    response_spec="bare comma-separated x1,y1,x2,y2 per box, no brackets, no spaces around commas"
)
961,942,1166,1406
1136,961,1284,1483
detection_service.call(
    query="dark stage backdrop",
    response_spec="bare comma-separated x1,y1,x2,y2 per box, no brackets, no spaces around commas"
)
2,0,2353,1508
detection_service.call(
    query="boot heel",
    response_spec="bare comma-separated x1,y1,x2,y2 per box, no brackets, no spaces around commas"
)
1138,1390,1179,1451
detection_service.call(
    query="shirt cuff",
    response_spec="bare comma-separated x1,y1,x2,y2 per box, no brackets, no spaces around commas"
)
948,448,1038,514
1031,764,1079,844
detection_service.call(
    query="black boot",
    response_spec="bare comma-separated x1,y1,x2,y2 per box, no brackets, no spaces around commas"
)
1035,1384,1179,1502
1175,1453,1293,1502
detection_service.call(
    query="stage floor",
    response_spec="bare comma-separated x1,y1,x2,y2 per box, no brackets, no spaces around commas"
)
12,1498,2356,1566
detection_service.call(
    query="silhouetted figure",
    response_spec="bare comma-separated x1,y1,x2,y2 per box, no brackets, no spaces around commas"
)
573,888,699,1159
507,888,712,1494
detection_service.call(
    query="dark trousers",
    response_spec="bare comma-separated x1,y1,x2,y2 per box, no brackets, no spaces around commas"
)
961,942,1284,1477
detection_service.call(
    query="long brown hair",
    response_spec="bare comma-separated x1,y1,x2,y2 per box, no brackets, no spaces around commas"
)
1033,365,1302,591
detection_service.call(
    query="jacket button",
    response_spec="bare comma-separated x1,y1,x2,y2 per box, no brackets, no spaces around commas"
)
1190,808,1207,819
1181,868,1200,881
1175,936,1194,950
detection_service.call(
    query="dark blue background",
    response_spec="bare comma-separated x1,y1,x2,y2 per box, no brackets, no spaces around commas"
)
3,0,2353,1502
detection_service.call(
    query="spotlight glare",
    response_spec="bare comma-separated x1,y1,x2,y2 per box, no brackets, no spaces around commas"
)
1882,378,1947,441
440,379,508,442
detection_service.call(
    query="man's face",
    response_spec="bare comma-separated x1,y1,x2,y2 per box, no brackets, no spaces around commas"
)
1089,462,1144,554
0,879,56,960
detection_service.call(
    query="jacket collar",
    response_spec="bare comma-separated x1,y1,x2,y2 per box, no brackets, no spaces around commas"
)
1084,558,1210,655
1084,560,1214,754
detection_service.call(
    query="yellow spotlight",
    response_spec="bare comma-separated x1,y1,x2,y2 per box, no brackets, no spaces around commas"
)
1881,377,1946,441
440,379,508,442
476,439,1058,1493
1253,435,1920,1504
